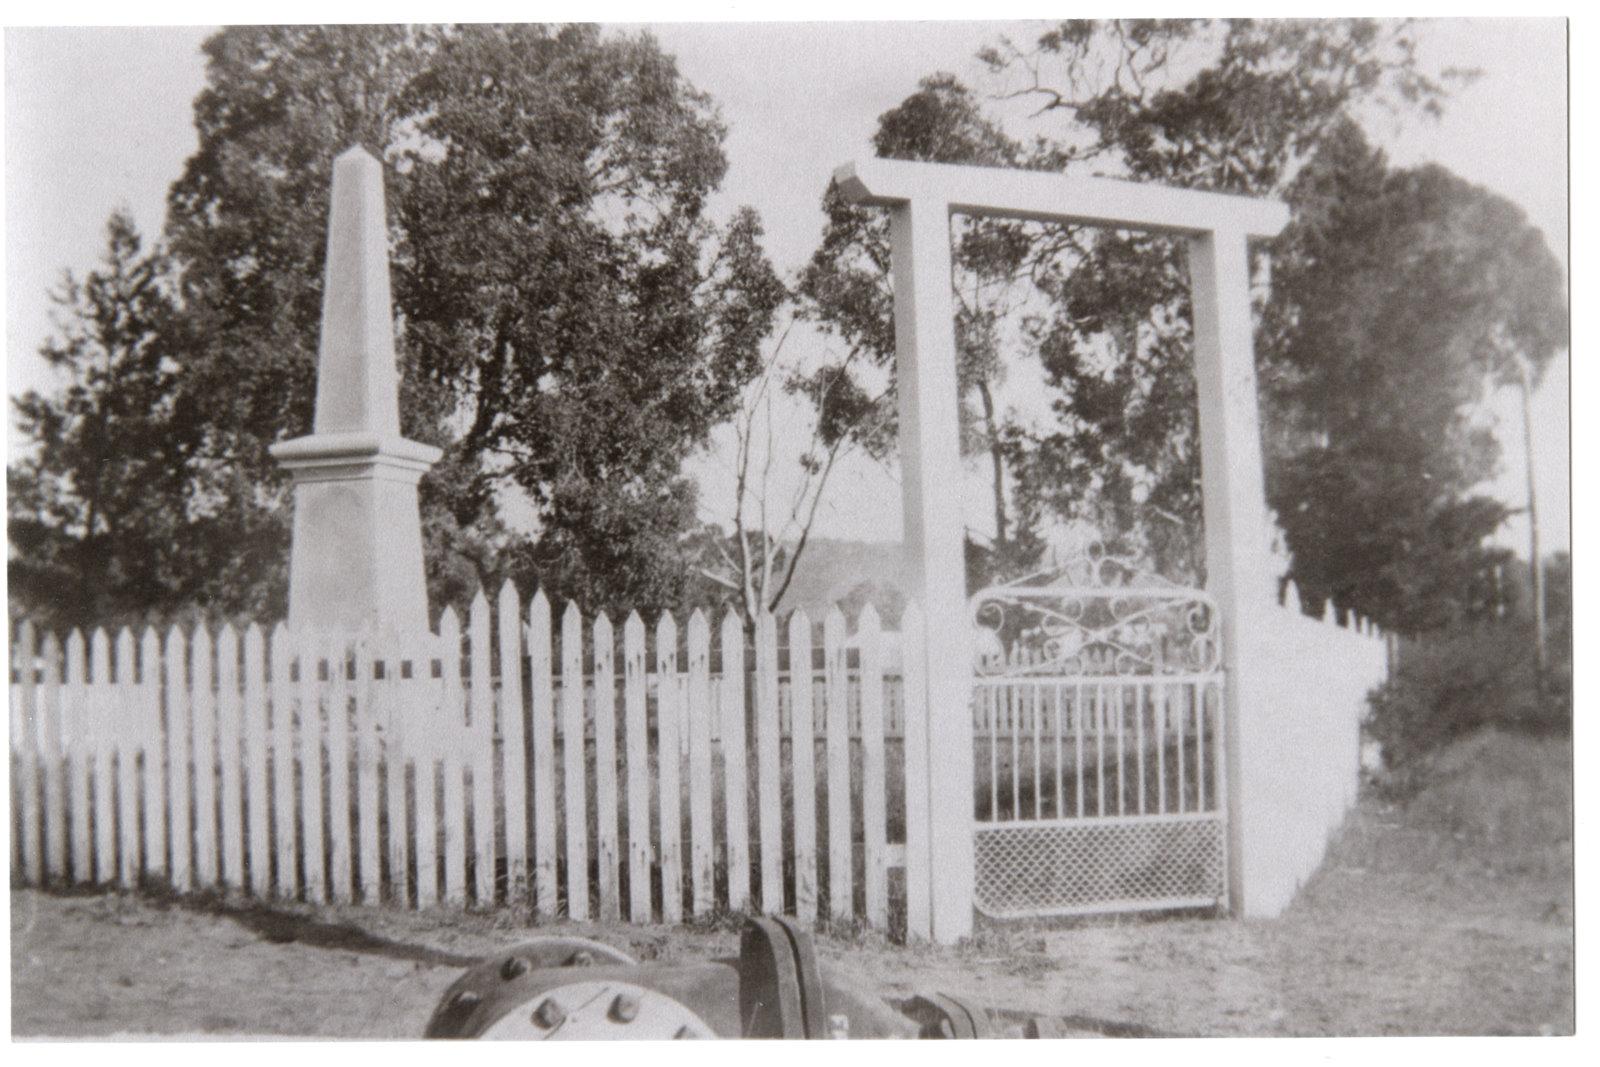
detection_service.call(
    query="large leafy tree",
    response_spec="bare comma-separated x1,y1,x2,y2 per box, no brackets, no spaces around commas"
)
142,23,783,617
1261,123,1567,631
8,213,284,632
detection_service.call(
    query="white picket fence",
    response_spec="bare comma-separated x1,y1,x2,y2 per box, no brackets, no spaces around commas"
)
9,588,939,935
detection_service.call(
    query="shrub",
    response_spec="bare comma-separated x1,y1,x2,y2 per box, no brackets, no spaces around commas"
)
1366,621,1567,789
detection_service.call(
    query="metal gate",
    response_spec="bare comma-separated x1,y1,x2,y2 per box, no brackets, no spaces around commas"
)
969,546,1228,919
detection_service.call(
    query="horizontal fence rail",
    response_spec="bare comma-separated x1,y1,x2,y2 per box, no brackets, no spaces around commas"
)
9,593,934,936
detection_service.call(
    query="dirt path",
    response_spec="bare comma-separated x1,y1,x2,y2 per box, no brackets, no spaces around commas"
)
11,740,1573,1038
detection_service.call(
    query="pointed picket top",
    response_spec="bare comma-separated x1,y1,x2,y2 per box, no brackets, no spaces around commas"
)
1322,599,1337,625
624,609,646,648
66,629,86,684
719,609,745,673
244,621,265,658
1283,579,1302,615
90,627,111,684
530,589,553,631
687,608,710,650
496,579,522,625
824,605,847,642
655,610,678,656
115,627,136,683
39,630,61,680
439,604,462,651
562,599,584,631
594,609,615,648
470,588,491,631
859,602,882,635
218,620,239,657
140,626,161,676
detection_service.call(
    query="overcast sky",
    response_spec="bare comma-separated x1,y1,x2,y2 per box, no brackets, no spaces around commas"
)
3,16,1572,557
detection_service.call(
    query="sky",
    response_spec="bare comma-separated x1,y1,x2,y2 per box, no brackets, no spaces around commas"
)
2,14,1573,560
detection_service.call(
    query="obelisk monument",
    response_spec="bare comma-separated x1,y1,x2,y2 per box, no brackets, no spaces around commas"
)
270,146,441,634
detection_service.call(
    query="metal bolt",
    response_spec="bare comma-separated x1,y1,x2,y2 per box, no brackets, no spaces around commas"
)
609,992,640,1024
568,949,595,967
532,998,567,1029
500,956,530,981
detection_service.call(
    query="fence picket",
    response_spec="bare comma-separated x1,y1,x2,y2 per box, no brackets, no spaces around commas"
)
16,622,44,883
326,633,353,904
217,625,243,891
112,628,138,888
66,630,90,885
686,611,714,917
353,633,381,905
383,632,412,908
439,609,464,906
413,629,441,909
269,623,297,899
787,611,817,924
496,583,529,904
468,593,495,905
824,608,851,921
655,612,683,924
528,592,558,919
40,634,66,883
623,612,650,922
754,612,781,913
593,612,621,921
561,602,591,920
858,605,887,928
90,629,114,884
901,601,931,941
243,625,270,898
299,632,327,904
139,628,165,880
719,610,750,912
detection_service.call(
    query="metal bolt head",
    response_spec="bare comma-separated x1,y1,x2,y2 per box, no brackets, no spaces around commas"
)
532,998,567,1029
500,956,530,981
568,949,595,967
609,992,640,1024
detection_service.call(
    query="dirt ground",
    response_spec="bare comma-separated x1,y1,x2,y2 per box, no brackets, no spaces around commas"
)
10,730,1573,1038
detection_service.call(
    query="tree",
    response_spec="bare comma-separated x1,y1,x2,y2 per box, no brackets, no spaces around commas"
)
141,24,784,619
1261,124,1567,631
7,212,282,632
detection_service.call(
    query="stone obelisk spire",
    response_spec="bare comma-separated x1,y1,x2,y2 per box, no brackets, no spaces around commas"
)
270,146,441,634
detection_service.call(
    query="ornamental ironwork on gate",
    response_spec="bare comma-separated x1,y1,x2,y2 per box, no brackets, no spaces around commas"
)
969,544,1228,919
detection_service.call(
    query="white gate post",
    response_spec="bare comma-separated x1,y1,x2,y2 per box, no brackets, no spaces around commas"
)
1188,227,1281,918
886,195,976,944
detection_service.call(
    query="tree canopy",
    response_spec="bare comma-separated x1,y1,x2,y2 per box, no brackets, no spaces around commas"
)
11,24,784,630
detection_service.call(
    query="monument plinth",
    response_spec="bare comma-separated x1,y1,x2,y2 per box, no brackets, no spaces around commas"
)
269,146,441,634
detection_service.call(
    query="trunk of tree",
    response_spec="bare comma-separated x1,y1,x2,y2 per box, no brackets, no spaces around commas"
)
1515,355,1547,681
976,378,1008,549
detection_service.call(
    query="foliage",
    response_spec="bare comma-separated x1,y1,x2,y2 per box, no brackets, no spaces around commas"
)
1261,123,1567,630
11,24,785,630
7,213,285,633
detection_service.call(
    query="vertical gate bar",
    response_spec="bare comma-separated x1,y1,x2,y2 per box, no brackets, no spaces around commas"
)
900,601,930,940
162,627,190,892
381,639,410,908
859,605,887,929
1052,685,1064,819
468,593,496,907
1008,679,1019,820
1176,683,1187,815
41,634,66,884
416,628,443,909
496,583,529,906
755,613,783,914
823,608,850,921
1073,682,1084,818
1115,683,1126,816
15,621,40,884
138,628,164,883
91,629,114,884
1094,682,1105,818
988,686,998,821
1032,682,1042,820
786,611,816,924
1135,683,1146,816
115,628,139,889
1196,679,1207,812
269,624,296,899
326,637,352,904
1156,682,1167,815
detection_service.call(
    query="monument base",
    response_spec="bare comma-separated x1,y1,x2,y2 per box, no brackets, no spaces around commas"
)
269,431,442,635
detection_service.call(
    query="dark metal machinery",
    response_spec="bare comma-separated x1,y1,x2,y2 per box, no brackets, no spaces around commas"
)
426,915,1140,1040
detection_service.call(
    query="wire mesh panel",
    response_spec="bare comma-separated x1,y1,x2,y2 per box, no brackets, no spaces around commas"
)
969,545,1228,919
